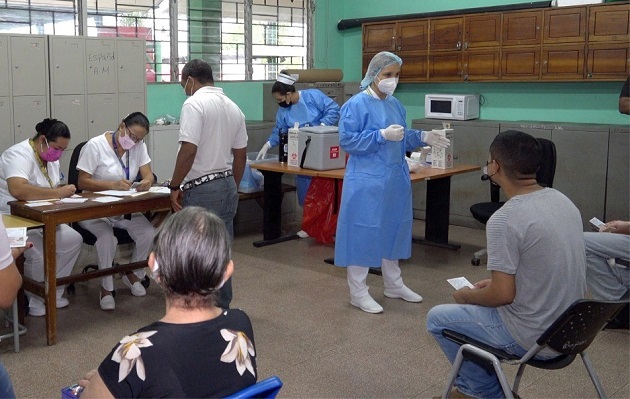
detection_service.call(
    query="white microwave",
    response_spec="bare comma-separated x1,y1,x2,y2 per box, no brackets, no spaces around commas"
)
424,94,480,120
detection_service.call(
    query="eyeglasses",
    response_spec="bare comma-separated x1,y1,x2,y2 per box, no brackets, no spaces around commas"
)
125,125,143,143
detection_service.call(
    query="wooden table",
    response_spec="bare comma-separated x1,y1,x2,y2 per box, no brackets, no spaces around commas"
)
250,162,480,249
9,192,171,345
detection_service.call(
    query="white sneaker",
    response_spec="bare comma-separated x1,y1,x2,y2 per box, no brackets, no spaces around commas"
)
297,230,309,238
56,296,70,308
28,301,46,317
350,295,384,314
122,274,146,297
384,285,423,303
100,293,115,311
28,297,69,316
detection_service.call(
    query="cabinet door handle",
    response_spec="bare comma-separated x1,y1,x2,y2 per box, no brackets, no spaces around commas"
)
456,41,462,50
463,42,468,50
391,36,396,51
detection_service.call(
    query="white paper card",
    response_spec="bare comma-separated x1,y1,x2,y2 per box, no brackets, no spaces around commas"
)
95,190,137,197
25,201,54,207
58,197,89,204
6,227,27,248
447,277,474,290
92,196,123,203
149,187,170,194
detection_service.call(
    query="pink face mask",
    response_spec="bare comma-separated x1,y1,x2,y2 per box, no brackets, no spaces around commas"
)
40,138,64,162
119,128,137,150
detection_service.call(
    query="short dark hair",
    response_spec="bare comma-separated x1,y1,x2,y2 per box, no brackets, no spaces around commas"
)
123,112,150,133
34,118,70,141
271,81,296,95
152,206,230,308
490,130,542,179
181,59,215,84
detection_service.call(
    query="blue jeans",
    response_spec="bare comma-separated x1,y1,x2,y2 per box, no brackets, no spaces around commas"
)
426,304,529,398
183,176,238,309
0,362,16,399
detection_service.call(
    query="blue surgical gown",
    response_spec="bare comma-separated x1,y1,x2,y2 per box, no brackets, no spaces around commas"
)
266,89,340,205
334,92,425,268
266,89,340,147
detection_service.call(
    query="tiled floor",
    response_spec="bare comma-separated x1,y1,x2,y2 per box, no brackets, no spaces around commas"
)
0,221,628,398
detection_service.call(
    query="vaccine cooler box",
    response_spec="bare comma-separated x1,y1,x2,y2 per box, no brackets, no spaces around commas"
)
297,126,346,170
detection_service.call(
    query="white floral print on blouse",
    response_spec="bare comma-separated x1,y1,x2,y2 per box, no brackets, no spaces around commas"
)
112,331,157,382
220,328,256,377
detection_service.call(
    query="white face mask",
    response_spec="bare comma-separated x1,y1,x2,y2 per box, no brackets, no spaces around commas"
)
377,76,398,96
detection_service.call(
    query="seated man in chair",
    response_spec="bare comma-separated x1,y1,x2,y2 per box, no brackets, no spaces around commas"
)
426,130,586,399
585,220,630,329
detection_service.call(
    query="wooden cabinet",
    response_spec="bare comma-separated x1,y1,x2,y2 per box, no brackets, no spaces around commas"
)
363,20,428,81
362,2,629,83
586,42,630,79
363,23,396,53
588,3,630,42
502,10,542,46
543,7,587,44
501,46,541,80
541,45,585,80
428,13,501,81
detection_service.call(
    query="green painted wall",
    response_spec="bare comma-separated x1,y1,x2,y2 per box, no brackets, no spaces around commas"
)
147,0,630,125
147,81,267,123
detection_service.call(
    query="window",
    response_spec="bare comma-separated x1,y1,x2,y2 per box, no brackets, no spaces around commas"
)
0,0,310,82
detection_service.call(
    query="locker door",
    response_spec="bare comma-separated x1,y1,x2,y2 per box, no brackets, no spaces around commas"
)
0,97,12,151
52,95,87,145
117,39,146,93
50,36,86,95
10,36,47,96
86,39,117,94
118,92,146,121
13,96,48,143
0,36,9,97
87,93,118,138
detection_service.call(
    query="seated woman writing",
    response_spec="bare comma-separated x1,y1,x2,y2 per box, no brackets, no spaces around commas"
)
76,112,155,311
78,207,257,398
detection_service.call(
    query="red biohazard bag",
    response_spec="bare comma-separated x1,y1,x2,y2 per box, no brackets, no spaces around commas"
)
301,177,343,244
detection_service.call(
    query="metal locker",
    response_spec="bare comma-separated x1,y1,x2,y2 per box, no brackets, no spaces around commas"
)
13,95,48,143
10,35,47,96
87,93,118,138
52,95,87,145
118,92,146,121
50,36,86,95
0,97,12,152
0,36,9,97
117,39,146,93
86,38,117,94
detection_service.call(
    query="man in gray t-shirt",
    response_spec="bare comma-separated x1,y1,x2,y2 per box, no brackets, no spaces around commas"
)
427,130,586,399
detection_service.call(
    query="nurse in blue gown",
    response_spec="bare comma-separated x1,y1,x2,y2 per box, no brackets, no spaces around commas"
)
256,73,340,210
334,51,451,314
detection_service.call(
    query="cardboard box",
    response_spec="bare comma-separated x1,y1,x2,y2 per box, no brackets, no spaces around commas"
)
288,128,300,167
431,128,454,169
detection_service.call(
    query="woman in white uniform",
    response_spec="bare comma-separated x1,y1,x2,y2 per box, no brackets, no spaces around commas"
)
0,118,83,317
76,112,155,311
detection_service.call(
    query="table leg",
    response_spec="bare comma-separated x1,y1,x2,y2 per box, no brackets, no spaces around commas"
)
412,176,461,250
43,222,57,345
253,170,299,247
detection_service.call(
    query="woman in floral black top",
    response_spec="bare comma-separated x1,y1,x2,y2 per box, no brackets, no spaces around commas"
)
78,207,257,398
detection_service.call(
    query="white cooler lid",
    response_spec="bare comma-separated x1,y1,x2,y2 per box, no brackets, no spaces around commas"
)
298,126,339,134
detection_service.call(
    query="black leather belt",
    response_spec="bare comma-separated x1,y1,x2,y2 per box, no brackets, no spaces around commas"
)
181,170,233,191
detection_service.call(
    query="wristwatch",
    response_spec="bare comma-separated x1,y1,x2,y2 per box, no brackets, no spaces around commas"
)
167,184,180,191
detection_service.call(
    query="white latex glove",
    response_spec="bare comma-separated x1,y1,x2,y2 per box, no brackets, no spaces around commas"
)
380,124,404,141
256,141,272,160
405,157,424,173
421,130,450,149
